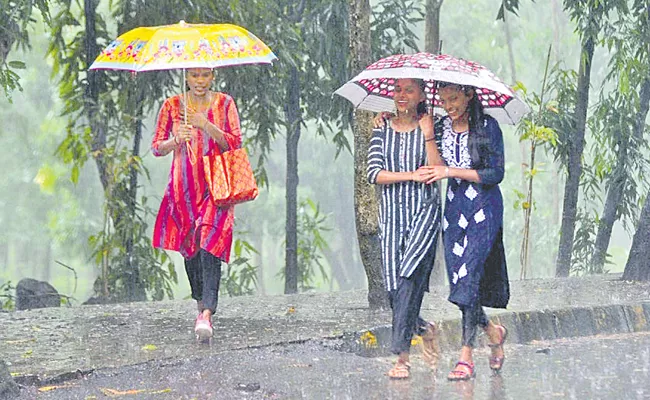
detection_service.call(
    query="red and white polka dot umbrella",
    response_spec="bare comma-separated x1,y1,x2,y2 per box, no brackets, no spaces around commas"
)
334,53,529,125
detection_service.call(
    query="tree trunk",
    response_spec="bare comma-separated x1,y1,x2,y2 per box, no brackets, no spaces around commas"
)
592,79,650,272
424,0,443,54
555,36,595,277
284,66,301,294
83,0,109,191
349,0,388,309
622,194,650,281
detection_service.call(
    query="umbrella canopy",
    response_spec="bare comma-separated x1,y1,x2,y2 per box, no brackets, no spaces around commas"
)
334,52,529,125
89,20,277,71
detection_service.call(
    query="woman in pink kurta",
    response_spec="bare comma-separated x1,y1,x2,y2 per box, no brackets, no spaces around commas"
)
151,68,241,341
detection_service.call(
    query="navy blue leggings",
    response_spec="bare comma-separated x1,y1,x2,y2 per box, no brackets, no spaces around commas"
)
460,303,489,347
184,249,222,314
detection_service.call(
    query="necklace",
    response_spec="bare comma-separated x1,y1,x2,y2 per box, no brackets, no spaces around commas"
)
187,91,213,114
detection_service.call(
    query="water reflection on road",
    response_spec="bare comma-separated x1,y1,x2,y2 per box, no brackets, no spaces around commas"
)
23,332,650,399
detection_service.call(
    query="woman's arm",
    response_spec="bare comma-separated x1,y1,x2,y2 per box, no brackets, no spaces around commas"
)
474,118,505,185
151,99,181,157
190,94,243,153
367,126,435,185
420,114,444,166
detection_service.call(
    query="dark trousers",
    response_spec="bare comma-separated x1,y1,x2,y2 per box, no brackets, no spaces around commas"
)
389,257,434,355
184,249,222,314
460,302,489,347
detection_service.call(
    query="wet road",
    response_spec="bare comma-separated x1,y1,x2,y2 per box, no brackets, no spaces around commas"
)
18,332,650,399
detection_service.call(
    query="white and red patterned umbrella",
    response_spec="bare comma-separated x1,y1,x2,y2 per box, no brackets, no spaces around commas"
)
334,53,529,125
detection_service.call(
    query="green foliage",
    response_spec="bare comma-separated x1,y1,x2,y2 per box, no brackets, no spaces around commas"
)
371,0,424,57
221,238,259,297
570,208,607,275
541,66,579,167
278,198,331,291
514,51,558,278
0,0,50,98
0,280,15,311
496,0,536,21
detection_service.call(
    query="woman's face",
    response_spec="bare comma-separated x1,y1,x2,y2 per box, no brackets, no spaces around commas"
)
438,85,473,121
186,68,214,96
394,79,424,114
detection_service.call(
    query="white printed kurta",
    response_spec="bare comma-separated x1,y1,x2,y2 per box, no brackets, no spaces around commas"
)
437,116,509,308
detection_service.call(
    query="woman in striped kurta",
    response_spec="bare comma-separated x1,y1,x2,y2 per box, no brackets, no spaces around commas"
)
367,79,443,379
426,83,510,381
151,68,241,341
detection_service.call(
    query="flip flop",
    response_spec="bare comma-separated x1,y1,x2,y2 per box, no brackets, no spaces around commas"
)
447,361,475,381
387,359,411,380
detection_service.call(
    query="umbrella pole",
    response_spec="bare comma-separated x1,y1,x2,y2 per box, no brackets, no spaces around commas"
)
183,68,188,125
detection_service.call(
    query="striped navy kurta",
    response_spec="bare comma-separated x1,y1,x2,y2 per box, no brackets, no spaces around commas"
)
367,122,441,291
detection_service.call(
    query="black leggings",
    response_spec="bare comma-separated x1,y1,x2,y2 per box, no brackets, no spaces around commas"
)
389,249,435,355
184,249,222,314
460,302,489,347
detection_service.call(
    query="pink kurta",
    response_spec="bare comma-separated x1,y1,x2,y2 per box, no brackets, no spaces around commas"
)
151,92,242,262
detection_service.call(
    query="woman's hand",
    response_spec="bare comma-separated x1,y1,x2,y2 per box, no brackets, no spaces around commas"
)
180,108,209,130
425,165,450,184
176,124,194,142
411,166,436,183
419,113,434,137
372,112,395,128
188,112,209,130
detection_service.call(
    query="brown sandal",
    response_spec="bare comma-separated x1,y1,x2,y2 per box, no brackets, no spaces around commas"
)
420,322,440,369
488,325,508,372
447,361,475,381
387,359,411,379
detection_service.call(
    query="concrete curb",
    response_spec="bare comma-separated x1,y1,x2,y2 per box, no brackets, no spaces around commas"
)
340,301,650,357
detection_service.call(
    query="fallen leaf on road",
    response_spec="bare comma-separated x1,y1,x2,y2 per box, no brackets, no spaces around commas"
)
359,331,378,348
100,388,146,396
99,387,172,397
141,344,158,351
38,383,77,392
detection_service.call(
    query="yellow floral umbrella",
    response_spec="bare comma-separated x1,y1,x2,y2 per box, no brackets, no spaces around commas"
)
89,20,277,71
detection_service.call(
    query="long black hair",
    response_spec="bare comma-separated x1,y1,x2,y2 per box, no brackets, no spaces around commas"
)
436,82,490,169
413,78,428,116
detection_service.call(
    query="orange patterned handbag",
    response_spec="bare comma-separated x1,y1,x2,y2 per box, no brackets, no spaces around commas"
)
203,148,259,207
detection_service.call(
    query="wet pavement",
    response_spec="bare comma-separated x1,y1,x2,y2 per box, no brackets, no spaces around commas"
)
1,274,650,394
16,332,650,399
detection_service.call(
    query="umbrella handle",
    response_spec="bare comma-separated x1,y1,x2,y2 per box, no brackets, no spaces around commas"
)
181,68,197,164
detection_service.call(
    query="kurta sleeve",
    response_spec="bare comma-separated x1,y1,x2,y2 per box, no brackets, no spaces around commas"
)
476,118,505,185
367,127,385,184
151,98,173,157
